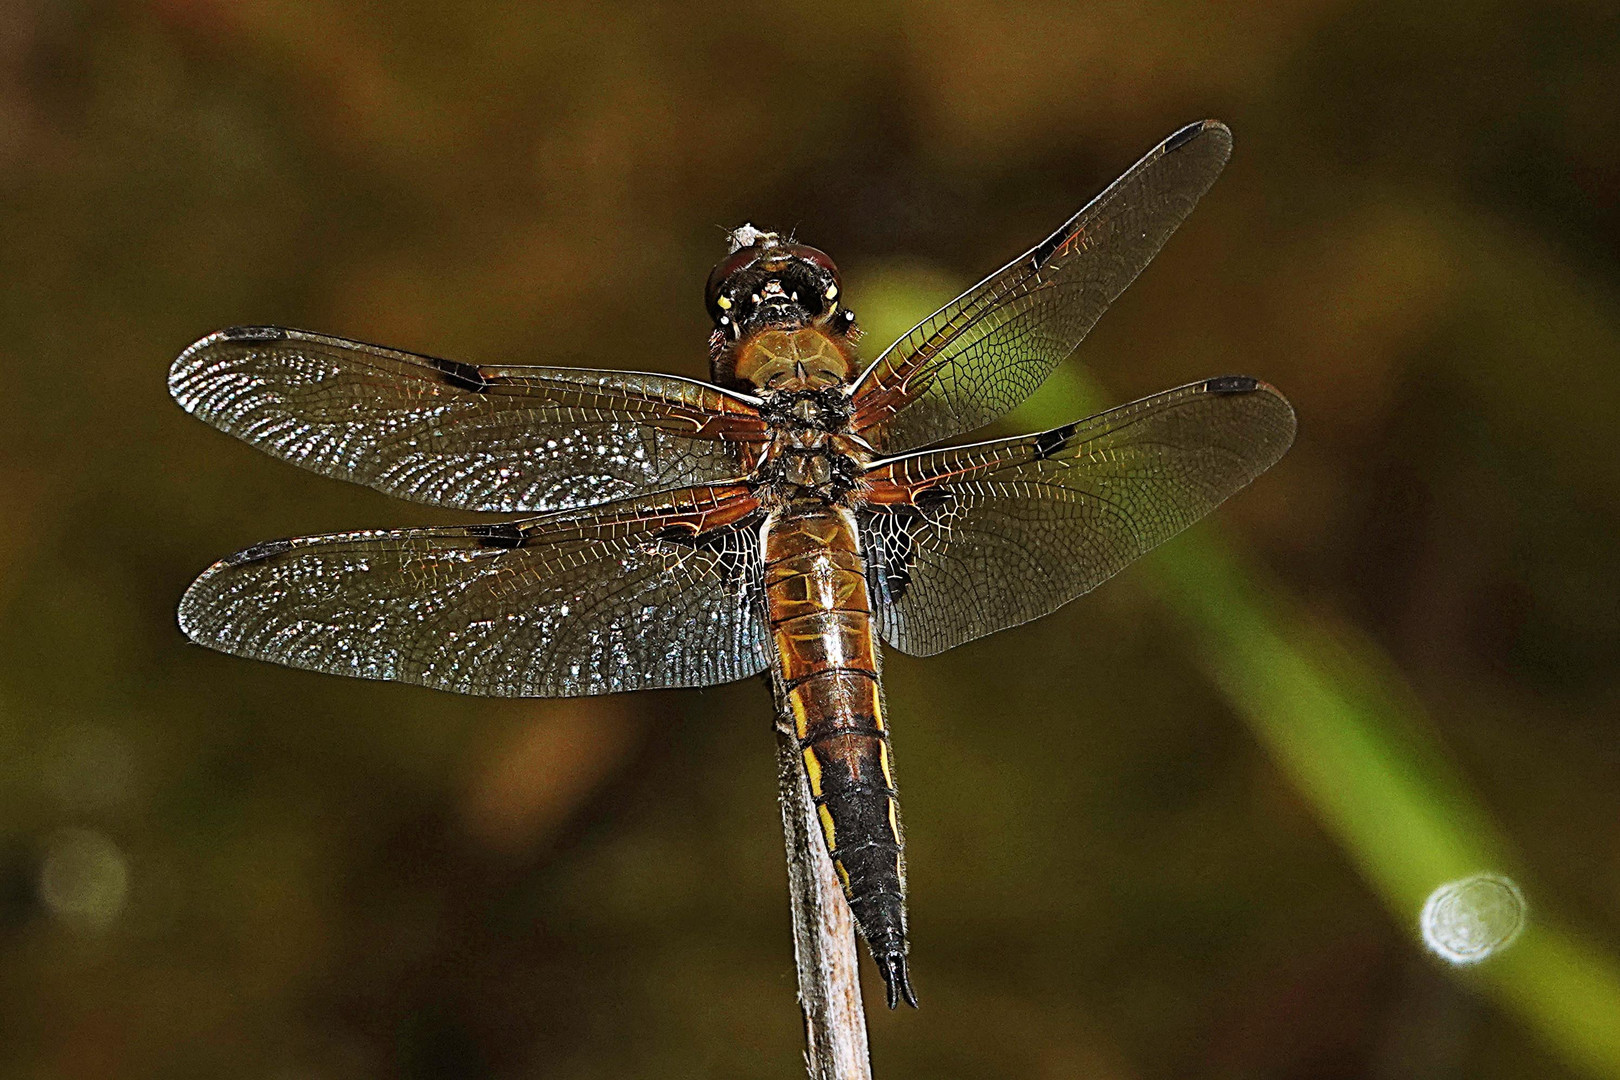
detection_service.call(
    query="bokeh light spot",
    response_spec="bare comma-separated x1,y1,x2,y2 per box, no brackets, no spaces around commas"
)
38,829,128,932
1420,873,1526,965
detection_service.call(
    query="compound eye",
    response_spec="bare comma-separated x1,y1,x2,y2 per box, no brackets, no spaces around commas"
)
789,244,838,276
705,247,760,314
774,242,835,284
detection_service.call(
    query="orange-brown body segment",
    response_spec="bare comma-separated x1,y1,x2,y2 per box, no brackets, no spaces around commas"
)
706,231,915,1005
762,500,907,965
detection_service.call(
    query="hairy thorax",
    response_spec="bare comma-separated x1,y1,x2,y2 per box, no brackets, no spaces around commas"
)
728,327,871,506
732,326,854,392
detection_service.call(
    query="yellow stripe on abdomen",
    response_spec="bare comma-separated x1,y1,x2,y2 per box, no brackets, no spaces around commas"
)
763,502,909,976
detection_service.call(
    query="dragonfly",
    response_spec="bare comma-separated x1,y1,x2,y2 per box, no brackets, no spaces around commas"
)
170,119,1294,1011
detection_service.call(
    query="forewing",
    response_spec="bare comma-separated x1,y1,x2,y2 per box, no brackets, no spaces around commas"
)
849,121,1233,454
178,485,770,697
859,377,1295,656
170,327,767,512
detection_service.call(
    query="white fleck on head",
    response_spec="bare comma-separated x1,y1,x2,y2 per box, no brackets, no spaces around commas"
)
726,223,774,253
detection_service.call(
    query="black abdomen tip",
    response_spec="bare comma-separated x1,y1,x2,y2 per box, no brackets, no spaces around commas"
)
877,951,918,1009
1204,375,1260,395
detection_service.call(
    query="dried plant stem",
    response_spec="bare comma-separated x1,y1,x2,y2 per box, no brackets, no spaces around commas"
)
776,726,873,1080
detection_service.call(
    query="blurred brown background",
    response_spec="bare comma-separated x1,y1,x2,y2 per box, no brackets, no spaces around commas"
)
2,1,1619,1077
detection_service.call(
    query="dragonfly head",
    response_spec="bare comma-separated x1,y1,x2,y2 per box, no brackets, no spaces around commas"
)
705,225,859,355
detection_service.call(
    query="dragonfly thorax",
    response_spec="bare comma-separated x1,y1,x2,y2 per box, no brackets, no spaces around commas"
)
753,439,865,504
717,325,860,393
758,385,853,433
752,385,866,503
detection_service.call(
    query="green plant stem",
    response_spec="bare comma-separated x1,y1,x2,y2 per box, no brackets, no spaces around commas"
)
1032,365,1620,1078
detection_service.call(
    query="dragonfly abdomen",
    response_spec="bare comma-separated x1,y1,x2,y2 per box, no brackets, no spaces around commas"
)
762,501,916,1008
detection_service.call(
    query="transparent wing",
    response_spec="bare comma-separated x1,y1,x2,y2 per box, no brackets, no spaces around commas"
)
849,121,1233,454
170,327,767,512
858,377,1295,656
178,485,770,697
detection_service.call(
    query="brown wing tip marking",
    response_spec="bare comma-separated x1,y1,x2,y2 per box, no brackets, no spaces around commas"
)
220,326,291,343
224,538,296,566
1203,375,1261,395
1164,119,1228,153
171,327,292,407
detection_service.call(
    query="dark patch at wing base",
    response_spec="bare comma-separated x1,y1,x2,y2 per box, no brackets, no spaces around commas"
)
860,507,918,606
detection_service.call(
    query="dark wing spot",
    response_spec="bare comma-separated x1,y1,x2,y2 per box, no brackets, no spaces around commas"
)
652,518,759,583
912,485,955,512
432,357,494,393
860,507,920,606
1165,120,1207,153
1204,375,1260,395
224,538,295,566
221,326,290,342
655,521,751,553
466,522,526,549
1030,422,1078,460
1031,226,1072,270
881,560,912,603
653,523,700,547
